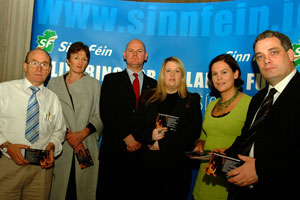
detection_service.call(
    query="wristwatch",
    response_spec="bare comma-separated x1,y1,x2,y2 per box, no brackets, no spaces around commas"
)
1,142,11,153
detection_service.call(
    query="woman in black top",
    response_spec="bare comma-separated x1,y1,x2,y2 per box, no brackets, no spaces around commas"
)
135,56,202,200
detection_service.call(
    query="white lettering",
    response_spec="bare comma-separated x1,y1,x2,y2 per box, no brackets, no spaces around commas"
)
186,72,193,87
226,50,251,62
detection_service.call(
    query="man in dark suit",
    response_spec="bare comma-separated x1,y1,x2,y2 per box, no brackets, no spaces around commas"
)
97,39,157,200
220,30,300,199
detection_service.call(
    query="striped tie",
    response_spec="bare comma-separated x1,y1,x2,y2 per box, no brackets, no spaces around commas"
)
25,86,40,144
250,88,277,130
238,88,277,155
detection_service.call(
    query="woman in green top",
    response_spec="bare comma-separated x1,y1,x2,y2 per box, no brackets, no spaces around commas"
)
193,54,251,200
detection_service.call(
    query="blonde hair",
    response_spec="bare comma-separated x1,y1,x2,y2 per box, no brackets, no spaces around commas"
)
146,56,188,105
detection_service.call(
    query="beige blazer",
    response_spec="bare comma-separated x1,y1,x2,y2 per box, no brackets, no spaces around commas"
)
48,73,103,200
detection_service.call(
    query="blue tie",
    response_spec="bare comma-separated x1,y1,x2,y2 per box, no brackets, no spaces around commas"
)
25,86,40,144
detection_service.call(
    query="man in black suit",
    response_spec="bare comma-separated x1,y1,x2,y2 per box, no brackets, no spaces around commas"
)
97,39,157,199
222,30,300,199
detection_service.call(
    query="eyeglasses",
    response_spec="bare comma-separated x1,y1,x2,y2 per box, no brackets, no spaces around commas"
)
27,61,50,69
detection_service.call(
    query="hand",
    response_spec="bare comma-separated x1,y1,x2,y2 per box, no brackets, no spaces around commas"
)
41,143,55,169
74,143,87,155
193,140,205,152
66,128,89,149
213,148,228,154
152,127,167,141
227,154,258,186
124,134,141,152
7,143,30,166
148,140,159,151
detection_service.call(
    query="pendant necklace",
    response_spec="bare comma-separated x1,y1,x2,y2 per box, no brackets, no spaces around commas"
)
216,90,239,112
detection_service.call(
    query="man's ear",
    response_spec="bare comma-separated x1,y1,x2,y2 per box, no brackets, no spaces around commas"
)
123,51,126,61
24,62,28,73
144,52,148,62
287,49,295,62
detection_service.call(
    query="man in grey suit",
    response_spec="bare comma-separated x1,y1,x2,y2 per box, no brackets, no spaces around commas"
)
97,39,157,200
221,30,300,200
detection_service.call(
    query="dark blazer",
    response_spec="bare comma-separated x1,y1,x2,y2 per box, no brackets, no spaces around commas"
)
97,70,157,200
135,92,202,200
226,71,300,199
99,69,157,159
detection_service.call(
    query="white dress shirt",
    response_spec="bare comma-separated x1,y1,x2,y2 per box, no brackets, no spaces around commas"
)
0,78,65,157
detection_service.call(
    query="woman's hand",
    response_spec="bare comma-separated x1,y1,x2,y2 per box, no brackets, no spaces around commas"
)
65,128,90,148
193,140,205,152
152,127,168,141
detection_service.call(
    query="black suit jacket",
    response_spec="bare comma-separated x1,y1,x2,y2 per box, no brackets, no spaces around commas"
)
99,70,157,160
226,71,300,199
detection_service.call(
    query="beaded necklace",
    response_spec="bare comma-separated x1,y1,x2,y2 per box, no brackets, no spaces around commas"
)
216,90,239,112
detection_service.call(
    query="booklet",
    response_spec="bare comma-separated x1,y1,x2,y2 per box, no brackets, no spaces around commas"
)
75,148,94,169
25,148,48,166
186,150,212,160
156,113,179,132
206,152,244,176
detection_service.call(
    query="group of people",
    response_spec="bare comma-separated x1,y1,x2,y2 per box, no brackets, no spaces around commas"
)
0,30,299,200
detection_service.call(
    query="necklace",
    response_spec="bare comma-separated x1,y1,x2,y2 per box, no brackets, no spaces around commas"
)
216,90,239,112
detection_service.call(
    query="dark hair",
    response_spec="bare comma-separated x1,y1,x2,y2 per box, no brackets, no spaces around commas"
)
67,42,90,63
253,30,292,51
207,54,244,92
25,48,52,67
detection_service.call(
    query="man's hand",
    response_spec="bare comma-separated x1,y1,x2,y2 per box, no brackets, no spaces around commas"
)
7,143,30,166
227,154,258,186
41,142,55,169
124,134,141,152
148,140,159,151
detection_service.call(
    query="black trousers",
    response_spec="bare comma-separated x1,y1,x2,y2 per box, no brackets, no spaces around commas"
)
97,151,142,200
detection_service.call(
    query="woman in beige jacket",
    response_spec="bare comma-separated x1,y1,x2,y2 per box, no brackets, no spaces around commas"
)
48,42,103,200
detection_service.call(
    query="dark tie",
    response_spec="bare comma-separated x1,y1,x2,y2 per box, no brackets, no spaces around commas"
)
237,88,277,155
250,88,277,130
25,86,40,144
133,73,140,108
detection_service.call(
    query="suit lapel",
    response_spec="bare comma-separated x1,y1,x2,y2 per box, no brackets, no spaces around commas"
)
142,74,154,91
269,72,300,114
54,76,74,110
120,70,137,104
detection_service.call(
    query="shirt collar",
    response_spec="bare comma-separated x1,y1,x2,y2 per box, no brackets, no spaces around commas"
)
268,69,296,94
126,68,144,79
23,78,44,93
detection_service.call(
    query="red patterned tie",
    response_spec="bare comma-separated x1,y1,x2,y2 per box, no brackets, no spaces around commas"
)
133,73,140,108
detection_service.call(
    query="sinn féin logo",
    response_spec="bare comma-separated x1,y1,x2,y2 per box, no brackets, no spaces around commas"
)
36,30,58,53
293,41,300,70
